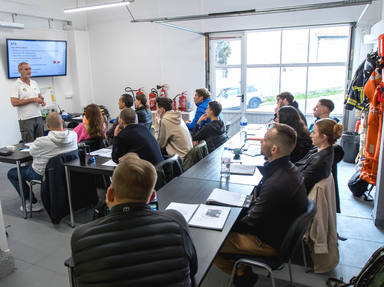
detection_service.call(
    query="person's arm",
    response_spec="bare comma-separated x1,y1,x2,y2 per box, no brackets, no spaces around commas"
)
10,97,43,107
112,135,124,163
157,119,169,148
186,106,204,130
74,123,86,143
300,156,329,194
29,138,42,158
106,117,119,139
192,123,213,142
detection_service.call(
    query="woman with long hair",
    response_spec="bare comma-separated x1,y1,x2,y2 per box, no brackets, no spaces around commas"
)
135,94,152,124
276,106,312,163
295,118,343,193
74,104,106,142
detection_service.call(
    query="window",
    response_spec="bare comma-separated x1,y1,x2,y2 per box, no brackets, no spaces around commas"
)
211,25,350,115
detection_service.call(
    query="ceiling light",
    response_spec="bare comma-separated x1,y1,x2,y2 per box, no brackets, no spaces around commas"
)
64,1,133,13
0,21,24,29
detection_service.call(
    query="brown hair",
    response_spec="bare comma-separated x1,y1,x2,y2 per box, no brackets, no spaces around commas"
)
315,118,343,145
277,91,294,104
112,153,157,201
85,104,105,139
318,99,335,112
269,122,297,155
136,94,149,113
195,88,211,100
156,97,173,111
120,108,136,125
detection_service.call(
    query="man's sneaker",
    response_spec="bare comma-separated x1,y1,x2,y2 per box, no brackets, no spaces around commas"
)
20,200,44,212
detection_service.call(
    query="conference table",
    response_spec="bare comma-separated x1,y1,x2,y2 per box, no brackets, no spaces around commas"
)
0,143,33,219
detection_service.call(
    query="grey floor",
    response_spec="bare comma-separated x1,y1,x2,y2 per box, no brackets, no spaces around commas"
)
0,160,383,287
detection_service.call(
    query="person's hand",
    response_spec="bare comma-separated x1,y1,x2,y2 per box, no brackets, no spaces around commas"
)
118,156,124,163
185,120,191,125
41,100,46,107
197,113,208,124
34,97,44,105
193,140,198,147
114,125,121,136
154,111,162,127
274,101,281,113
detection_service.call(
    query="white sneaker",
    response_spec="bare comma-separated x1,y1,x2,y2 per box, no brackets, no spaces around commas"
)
20,200,44,212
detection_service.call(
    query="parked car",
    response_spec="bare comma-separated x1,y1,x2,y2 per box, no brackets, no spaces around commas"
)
216,85,263,110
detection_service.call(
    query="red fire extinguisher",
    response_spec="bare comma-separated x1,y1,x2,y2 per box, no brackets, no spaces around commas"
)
355,119,361,132
136,87,144,96
149,88,158,111
179,91,187,111
172,94,180,111
157,84,168,97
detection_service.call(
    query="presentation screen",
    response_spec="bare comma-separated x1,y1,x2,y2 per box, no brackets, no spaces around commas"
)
6,39,67,79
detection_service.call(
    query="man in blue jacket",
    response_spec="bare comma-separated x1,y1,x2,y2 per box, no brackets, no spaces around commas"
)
185,88,213,133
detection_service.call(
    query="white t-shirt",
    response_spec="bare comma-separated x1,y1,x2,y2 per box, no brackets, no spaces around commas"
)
10,78,42,121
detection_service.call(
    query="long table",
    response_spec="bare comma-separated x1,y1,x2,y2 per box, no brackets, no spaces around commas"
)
156,177,254,286
0,143,33,218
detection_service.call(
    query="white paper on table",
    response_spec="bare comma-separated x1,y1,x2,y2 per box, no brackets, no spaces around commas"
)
188,204,231,231
206,188,246,207
20,148,30,152
102,159,117,167
72,116,83,120
230,164,256,175
166,202,199,222
90,148,112,158
24,142,34,147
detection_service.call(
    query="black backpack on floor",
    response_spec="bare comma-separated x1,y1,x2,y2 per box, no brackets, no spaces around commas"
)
327,245,384,287
348,169,369,197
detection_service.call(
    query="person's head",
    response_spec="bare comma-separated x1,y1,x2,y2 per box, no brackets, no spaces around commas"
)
261,123,297,162
135,94,149,113
313,99,335,118
118,94,134,110
84,104,105,139
106,153,157,207
156,97,173,116
119,108,136,128
276,92,294,106
276,106,302,125
46,112,63,131
312,118,343,148
194,88,211,105
206,101,222,118
18,62,31,80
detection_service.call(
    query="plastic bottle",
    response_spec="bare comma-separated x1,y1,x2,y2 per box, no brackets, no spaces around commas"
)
240,116,248,143
221,147,231,178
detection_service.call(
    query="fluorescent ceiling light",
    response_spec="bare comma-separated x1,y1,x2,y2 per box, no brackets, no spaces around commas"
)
0,21,24,29
64,1,133,13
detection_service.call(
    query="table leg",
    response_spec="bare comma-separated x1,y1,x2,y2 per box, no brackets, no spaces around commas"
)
65,166,75,228
16,161,27,219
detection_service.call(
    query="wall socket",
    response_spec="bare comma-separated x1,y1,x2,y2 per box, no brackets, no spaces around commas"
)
65,93,73,99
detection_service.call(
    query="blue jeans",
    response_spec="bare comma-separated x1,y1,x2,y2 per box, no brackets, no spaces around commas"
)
7,165,43,200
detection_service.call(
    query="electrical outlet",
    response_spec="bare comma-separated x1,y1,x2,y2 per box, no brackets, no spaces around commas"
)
65,93,73,99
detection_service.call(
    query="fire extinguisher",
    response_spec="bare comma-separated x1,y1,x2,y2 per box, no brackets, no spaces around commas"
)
157,84,168,97
172,94,180,111
179,91,187,111
149,88,158,111
136,87,145,96
355,119,361,132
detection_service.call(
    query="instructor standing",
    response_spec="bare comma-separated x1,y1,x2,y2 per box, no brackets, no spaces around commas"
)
10,62,46,143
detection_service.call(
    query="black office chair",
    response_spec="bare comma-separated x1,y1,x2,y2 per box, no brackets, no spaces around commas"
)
154,154,185,191
225,121,231,134
79,138,108,152
221,198,317,287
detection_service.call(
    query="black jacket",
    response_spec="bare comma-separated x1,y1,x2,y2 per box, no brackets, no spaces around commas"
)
192,119,228,153
135,106,152,124
232,156,308,250
71,203,198,287
112,124,163,165
295,146,334,194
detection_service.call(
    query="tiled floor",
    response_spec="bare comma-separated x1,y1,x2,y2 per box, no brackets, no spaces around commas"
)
0,160,383,287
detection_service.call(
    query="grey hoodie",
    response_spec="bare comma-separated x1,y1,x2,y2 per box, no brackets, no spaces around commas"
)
30,130,78,175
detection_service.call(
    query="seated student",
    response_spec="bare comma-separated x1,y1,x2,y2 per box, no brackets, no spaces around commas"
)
106,94,138,144
274,91,307,126
309,99,340,132
7,112,77,212
112,108,163,165
185,88,213,133
295,118,343,194
134,94,152,125
192,101,228,153
276,106,313,163
71,153,197,287
154,97,193,161
74,104,106,142
214,123,308,287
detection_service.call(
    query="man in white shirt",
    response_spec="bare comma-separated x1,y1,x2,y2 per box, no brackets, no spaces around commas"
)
7,112,77,212
10,62,46,143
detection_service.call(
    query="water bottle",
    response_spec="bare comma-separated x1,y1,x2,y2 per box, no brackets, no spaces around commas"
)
240,116,248,144
221,147,231,178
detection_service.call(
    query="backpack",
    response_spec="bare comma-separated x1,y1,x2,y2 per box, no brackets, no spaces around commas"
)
348,169,369,197
92,196,109,220
327,245,384,287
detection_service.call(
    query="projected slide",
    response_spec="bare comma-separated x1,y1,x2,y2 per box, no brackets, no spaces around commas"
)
7,39,67,78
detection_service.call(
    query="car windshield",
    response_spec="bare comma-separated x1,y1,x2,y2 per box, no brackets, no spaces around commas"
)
217,89,226,98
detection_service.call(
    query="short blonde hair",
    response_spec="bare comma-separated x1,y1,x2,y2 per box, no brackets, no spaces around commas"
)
112,153,157,201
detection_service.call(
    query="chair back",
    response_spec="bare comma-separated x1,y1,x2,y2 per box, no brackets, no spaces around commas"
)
140,120,152,129
332,144,345,213
279,198,317,263
79,138,107,152
225,121,231,134
154,154,185,191
183,140,209,171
